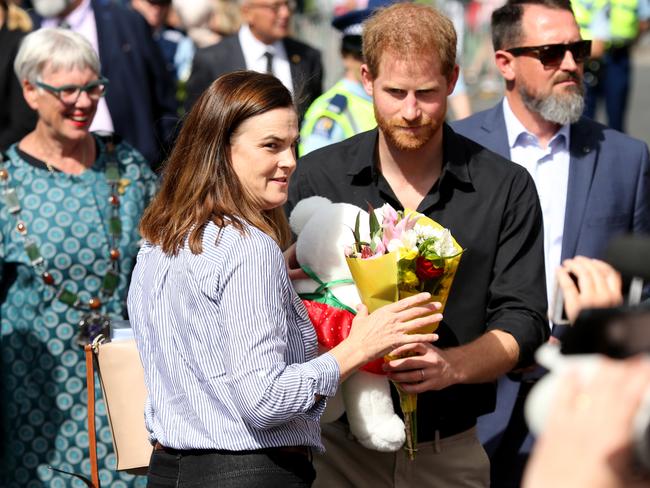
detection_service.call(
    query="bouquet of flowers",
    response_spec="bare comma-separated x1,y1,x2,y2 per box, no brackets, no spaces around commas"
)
345,203,463,459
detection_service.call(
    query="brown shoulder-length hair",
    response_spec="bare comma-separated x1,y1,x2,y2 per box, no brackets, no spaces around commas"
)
139,70,295,255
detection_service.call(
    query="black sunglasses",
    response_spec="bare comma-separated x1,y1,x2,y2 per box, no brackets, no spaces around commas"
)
506,40,592,67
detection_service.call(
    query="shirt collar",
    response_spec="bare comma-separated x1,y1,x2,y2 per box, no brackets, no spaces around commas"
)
345,125,473,187
239,24,285,60
60,0,92,29
442,124,473,186
346,129,378,177
502,97,570,151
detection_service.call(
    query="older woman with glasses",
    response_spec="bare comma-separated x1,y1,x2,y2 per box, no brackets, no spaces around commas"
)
0,28,156,487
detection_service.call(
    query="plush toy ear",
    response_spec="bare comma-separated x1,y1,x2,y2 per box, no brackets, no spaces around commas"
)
289,196,332,235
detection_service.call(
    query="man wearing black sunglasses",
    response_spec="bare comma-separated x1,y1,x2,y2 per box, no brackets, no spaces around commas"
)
453,0,650,486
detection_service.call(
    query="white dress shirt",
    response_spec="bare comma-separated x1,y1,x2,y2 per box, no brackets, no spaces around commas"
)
502,98,571,317
238,24,294,95
42,0,114,133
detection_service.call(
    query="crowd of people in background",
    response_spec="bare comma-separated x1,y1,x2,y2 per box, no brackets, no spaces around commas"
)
1,0,649,487
2,0,649,158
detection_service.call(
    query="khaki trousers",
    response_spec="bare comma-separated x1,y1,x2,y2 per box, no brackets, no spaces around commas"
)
313,421,490,488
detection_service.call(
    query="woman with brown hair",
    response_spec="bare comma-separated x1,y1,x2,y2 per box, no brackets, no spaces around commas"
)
127,70,442,488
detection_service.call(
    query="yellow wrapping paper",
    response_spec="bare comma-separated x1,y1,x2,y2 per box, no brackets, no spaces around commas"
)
345,252,398,313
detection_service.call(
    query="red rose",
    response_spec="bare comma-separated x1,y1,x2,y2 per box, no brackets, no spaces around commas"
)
415,257,444,281
360,245,374,259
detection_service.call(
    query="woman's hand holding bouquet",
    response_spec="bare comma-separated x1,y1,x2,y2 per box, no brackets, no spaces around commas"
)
328,293,441,383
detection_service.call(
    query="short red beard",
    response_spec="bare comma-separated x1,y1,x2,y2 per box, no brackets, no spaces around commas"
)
374,107,439,151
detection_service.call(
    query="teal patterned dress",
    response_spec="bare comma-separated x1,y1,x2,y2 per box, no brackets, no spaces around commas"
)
0,135,157,487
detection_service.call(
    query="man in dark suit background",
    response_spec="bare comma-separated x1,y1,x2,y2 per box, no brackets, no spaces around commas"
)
30,0,178,167
452,0,650,486
185,0,322,119
0,1,36,152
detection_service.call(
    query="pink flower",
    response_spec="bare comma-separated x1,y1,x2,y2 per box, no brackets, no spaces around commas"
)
393,213,419,237
401,213,420,232
381,210,420,250
373,240,386,256
381,204,399,228
382,222,399,248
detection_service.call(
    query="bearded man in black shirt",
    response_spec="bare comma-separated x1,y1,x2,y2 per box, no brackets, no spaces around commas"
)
286,3,548,487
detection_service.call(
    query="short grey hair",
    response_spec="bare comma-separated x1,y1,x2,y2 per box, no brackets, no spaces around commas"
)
14,28,101,84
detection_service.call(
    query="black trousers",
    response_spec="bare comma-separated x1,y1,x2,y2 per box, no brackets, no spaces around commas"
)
147,447,315,488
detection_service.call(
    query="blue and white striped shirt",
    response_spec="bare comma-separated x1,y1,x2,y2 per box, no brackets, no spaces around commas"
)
127,221,340,451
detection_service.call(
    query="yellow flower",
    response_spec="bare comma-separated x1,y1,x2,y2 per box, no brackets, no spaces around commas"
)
399,248,418,261
401,270,420,288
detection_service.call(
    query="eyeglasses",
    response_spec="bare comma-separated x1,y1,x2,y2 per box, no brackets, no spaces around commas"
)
36,77,109,106
506,40,592,67
247,0,296,13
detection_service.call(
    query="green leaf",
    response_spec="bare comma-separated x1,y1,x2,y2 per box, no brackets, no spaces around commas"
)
418,237,436,254
398,259,416,272
369,207,381,240
368,204,381,241
422,246,441,260
353,212,361,253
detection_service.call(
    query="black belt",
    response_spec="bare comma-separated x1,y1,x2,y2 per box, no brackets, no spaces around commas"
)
418,416,477,442
154,442,311,459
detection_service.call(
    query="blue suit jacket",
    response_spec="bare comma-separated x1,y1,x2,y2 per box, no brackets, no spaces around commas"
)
33,0,178,166
452,101,650,484
452,101,650,262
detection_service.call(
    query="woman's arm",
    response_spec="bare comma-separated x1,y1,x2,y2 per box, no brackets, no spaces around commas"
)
217,230,440,431
218,232,340,430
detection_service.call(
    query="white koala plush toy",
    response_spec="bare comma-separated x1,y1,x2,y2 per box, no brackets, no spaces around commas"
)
289,196,406,452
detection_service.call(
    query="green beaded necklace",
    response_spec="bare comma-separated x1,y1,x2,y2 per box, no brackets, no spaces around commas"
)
0,135,123,345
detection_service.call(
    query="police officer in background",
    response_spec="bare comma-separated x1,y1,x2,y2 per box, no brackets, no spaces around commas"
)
298,2,389,155
572,0,650,132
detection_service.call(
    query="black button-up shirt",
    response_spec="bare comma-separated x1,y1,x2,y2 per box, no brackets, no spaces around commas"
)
288,125,548,429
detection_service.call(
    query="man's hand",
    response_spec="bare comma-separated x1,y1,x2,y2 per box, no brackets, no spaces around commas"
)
557,256,623,324
384,329,520,392
383,342,460,393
